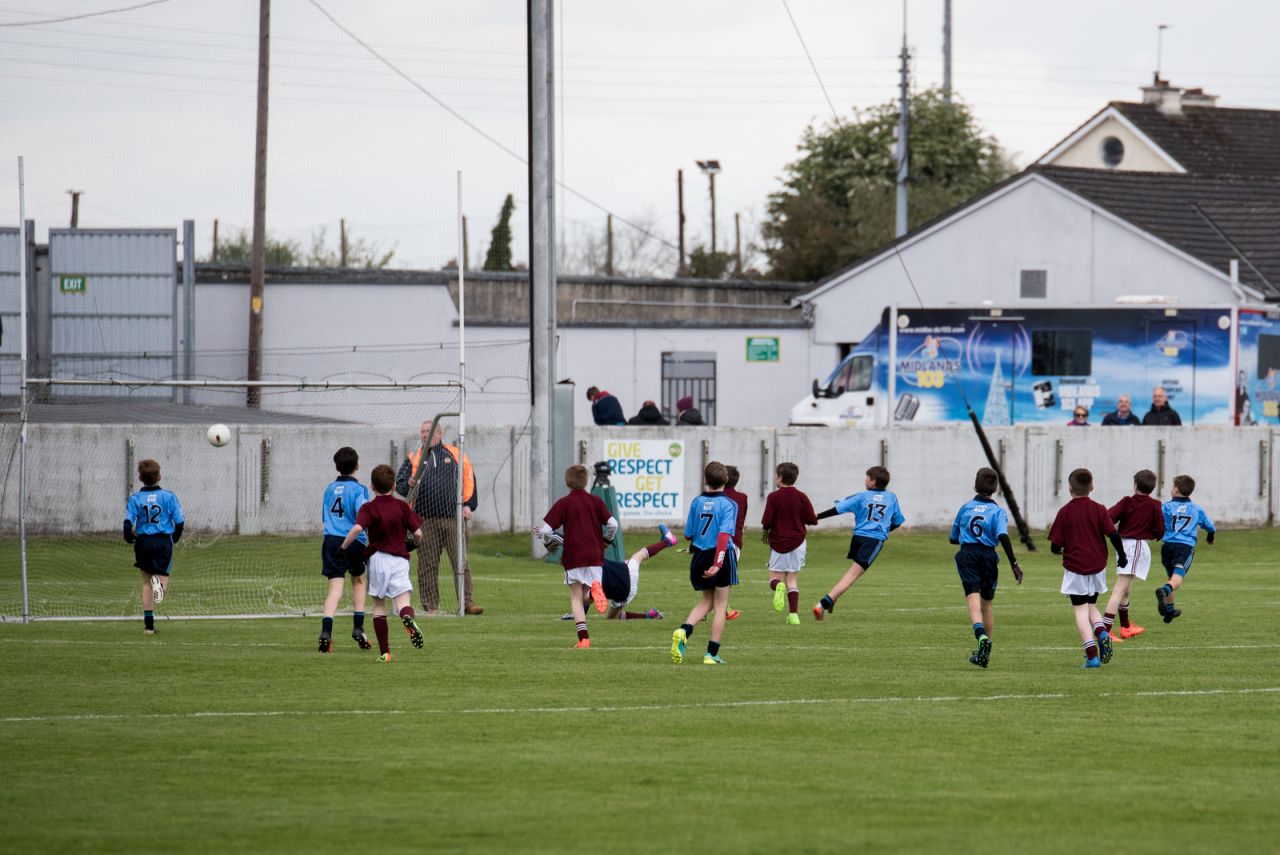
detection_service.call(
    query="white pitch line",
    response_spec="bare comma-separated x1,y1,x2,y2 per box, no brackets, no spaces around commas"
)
0,709,404,724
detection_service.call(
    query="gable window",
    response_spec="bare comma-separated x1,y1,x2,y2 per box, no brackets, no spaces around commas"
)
1100,136,1125,168
1020,269,1048,299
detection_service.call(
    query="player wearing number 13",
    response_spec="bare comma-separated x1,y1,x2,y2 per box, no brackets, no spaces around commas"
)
949,468,1023,669
812,466,905,621
1155,475,1216,624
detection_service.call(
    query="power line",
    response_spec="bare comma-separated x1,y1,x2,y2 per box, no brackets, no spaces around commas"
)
781,0,843,122
0,0,174,28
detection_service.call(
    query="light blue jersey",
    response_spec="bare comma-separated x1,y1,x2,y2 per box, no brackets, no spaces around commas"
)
322,476,369,542
125,486,185,536
833,490,904,542
951,496,1008,550
1162,497,1214,547
685,492,738,551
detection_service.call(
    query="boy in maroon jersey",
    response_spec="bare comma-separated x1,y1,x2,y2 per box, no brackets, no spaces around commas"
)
537,464,619,648
761,462,818,625
338,464,425,663
1103,469,1164,640
1048,468,1128,668
722,466,748,621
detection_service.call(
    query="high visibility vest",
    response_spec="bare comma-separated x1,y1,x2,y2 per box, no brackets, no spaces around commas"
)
409,443,475,503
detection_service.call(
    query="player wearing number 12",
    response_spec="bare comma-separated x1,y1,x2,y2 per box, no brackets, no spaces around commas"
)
318,447,373,654
1155,475,1216,624
122,459,185,635
949,468,1023,668
812,466,904,621
671,461,738,665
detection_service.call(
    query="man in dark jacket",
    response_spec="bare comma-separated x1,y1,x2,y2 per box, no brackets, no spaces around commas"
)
395,421,483,615
676,395,706,426
1101,394,1141,425
587,386,626,426
627,400,669,425
1142,386,1183,426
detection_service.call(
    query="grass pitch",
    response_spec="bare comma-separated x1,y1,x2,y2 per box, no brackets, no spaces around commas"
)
1,528,1277,853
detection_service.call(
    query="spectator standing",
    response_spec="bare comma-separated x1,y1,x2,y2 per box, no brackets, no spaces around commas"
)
1101,394,1141,426
676,395,706,426
1142,387,1182,426
628,400,670,426
1067,406,1090,426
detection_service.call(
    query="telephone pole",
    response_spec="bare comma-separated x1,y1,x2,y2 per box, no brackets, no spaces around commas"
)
246,0,271,409
895,1,910,239
942,0,952,104
66,190,82,228
676,169,687,276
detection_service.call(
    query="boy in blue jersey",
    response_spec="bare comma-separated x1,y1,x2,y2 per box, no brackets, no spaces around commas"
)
671,461,738,665
949,468,1024,668
318,447,373,653
122,459,185,635
812,466,904,621
1155,474,1216,624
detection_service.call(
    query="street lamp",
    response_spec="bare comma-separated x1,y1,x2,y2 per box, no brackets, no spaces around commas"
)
696,159,721,253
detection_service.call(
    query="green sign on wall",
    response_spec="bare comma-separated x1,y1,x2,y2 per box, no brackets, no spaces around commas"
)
59,275,87,293
746,336,779,362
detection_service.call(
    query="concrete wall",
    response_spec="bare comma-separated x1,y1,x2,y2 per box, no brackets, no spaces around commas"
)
4,423,1275,538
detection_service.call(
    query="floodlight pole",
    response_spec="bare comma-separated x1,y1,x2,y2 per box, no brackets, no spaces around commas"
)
455,170,467,616
942,0,952,104
895,0,910,238
17,156,30,624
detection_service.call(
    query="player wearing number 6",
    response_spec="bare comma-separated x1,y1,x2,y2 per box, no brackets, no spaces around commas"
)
812,466,905,621
949,468,1023,668
1155,475,1216,624
670,461,738,665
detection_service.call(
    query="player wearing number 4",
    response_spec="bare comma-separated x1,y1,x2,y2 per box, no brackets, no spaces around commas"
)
123,459,185,635
812,466,904,621
949,468,1023,668
318,447,373,653
671,461,738,665
1155,475,1216,624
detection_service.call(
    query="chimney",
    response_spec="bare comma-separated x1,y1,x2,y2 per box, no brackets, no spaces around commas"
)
1140,78,1218,117
1181,87,1219,108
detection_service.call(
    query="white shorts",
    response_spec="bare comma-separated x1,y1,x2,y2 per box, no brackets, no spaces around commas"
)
367,552,412,599
1117,539,1151,580
1060,568,1108,598
768,543,807,573
609,557,642,609
564,566,603,588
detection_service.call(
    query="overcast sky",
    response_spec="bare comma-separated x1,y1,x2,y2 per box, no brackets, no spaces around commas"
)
2,0,1278,274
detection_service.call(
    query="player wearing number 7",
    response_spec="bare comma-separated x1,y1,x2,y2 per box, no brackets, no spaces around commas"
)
1155,475,1216,624
949,468,1023,668
670,461,738,665
812,466,905,621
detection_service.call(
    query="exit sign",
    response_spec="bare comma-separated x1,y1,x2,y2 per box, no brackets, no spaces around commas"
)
746,336,779,362
59,275,87,293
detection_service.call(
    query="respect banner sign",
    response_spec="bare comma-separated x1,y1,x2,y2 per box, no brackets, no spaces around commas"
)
603,438,684,520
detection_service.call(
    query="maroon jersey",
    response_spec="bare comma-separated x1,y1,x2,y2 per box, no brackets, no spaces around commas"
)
543,489,612,570
1048,496,1115,575
1108,494,1164,540
761,486,818,554
355,494,422,559
724,487,749,549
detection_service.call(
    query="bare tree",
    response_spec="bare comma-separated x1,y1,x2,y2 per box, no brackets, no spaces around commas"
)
560,210,677,278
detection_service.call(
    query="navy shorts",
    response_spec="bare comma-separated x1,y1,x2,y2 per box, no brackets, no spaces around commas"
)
134,534,173,576
322,535,366,579
602,559,631,603
689,545,738,591
1161,543,1195,577
955,545,999,600
847,535,885,569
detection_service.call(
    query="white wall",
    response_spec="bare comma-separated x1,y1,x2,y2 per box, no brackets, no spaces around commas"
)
807,176,1239,346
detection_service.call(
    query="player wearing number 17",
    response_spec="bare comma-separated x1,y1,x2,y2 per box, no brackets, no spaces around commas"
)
949,468,1023,668
670,461,738,665
812,466,904,621
1155,475,1216,624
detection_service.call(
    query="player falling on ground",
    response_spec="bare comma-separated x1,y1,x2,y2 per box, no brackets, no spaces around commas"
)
122,458,185,635
1102,469,1164,641
949,467,1023,669
812,465,905,621
318,447,373,653
339,464,425,663
671,461,738,665
760,461,818,625
537,464,619,649
1048,468,1127,669
1155,475,1216,624
562,525,678,621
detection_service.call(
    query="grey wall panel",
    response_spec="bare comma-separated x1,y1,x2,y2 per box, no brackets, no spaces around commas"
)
48,229,176,276
0,228,22,394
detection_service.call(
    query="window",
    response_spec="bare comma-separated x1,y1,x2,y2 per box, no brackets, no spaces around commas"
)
833,354,873,393
1100,136,1125,168
1020,269,1047,299
1258,334,1280,379
1032,330,1093,376
661,351,716,424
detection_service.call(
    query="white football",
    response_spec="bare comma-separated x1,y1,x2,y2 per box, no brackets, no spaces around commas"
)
207,423,230,447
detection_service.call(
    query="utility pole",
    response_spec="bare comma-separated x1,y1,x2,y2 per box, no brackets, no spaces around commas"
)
677,169,687,276
461,216,470,270
246,0,271,409
942,0,952,104
212,218,220,262
734,212,742,275
696,160,721,253
66,190,82,228
605,213,614,276
895,1,910,239
339,218,349,267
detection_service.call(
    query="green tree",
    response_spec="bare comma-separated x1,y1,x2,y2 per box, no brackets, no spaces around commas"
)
483,194,516,272
763,88,1015,281
207,227,301,267
686,245,735,280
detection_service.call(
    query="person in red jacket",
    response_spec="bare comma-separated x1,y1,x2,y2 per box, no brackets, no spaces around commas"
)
761,462,819,625
1102,469,1165,640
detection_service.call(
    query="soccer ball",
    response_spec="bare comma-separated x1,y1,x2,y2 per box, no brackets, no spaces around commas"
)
207,424,230,447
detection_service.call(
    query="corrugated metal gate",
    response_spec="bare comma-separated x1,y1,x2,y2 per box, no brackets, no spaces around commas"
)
48,228,177,396
0,229,19,396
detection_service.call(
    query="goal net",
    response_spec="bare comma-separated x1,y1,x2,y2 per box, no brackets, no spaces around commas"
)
0,379,473,622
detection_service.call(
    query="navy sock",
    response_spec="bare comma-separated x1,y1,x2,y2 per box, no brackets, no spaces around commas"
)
821,595,835,612
321,616,333,634
972,622,985,640
707,640,721,657
1160,583,1173,596
680,623,694,639
352,612,364,630
144,610,154,630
